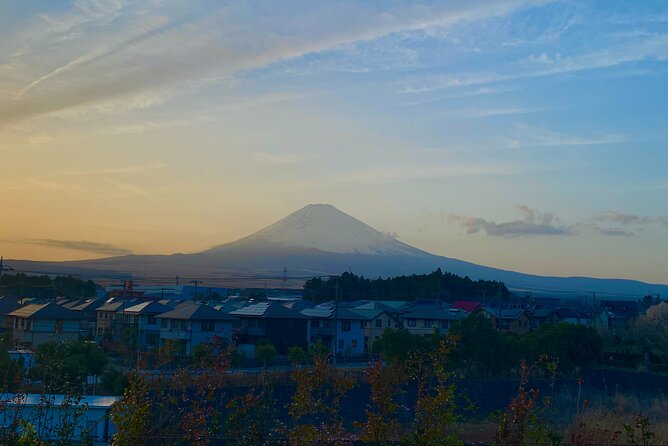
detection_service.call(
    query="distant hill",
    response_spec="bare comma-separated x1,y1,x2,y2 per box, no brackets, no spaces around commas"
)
8,204,668,297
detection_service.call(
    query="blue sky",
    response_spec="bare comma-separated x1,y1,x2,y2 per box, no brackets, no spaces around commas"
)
0,0,666,283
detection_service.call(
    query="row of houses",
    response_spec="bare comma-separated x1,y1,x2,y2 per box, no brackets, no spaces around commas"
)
0,293,641,359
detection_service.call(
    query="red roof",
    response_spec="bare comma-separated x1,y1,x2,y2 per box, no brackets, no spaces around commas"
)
452,301,482,313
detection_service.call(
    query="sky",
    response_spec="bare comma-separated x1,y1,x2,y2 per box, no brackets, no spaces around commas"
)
0,0,666,283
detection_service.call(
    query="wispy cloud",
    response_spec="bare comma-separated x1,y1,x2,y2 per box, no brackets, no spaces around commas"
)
594,211,668,227
399,33,668,93
0,0,549,124
10,238,133,256
58,162,167,176
446,205,576,237
499,124,624,148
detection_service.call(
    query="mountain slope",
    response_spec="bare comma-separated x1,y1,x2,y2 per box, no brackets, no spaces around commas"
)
8,204,668,296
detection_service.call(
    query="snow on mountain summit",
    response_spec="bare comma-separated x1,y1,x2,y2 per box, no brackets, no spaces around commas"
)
220,204,427,256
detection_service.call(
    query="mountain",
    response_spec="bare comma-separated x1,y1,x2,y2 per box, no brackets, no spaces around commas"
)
8,204,668,297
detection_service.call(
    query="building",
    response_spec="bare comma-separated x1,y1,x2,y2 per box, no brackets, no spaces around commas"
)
0,296,22,333
9,302,82,348
230,301,309,353
399,306,467,336
95,300,140,339
347,307,399,353
483,307,532,335
598,300,639,331
451,301,483,314
301,303,367,357
116,301,174,351
0,394,119,445
157,303,236,356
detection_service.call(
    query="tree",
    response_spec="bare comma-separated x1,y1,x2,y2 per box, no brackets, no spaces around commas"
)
110,373,153,446
31,341,108,393
255,342,278,371
288,346,308,368
449,314,518,378
0,334,23,392
372,328,436,362
288,353,355,445
356,360,407,445
522,323,602,373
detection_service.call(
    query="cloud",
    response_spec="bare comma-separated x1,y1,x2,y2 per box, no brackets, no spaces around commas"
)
447,207,668,238
13,238,133,256
595,227,634,237
399,33,668,93
58,162,167,176
0,0,548,124
446,205,576,237
499,124,624,149
594,211,668,227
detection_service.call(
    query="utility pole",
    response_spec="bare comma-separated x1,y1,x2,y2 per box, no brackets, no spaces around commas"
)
190,280,199,301
586,291,597,328
0,256,13,292
333,276,339,367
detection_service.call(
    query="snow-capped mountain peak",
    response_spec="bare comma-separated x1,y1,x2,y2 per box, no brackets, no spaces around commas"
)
214,204,426,256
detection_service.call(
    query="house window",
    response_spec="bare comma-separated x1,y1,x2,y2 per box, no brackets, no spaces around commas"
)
341,321,351,332
201,320,215,332
180,320,188,331
375,319,382,328
424,320,434,328
359,321,364,329
170,320,179,329
352,339,357,349
407,319,416,327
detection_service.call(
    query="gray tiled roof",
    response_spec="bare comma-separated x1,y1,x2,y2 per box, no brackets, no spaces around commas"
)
157,303,235,320
230,301,308,319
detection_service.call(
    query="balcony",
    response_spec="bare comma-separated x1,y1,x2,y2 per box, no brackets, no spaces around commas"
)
310,327,335,337
235,327,266,336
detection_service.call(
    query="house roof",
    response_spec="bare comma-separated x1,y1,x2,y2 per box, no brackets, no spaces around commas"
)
0,296,22,315
452,301,482,313
600,300,639,319
531,308,556,318
483,307,528,320
9,302,83,320
97,299,143,312
124,301,174,315
401,307,466,321
230,301,308,319
157,303,235,320
1,394,119,409
554,308,587,319
68,299,106,312
300,303,367,320
347,308,388,320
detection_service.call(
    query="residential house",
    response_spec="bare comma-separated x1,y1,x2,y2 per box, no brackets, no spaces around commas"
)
157,303,235,356
347,307,398,353
0,296,22,333
301,303,366,357
230,301,309,353
451,301,483,314
95,300,139,339
9,302,82,348
64,298,106,338
554,308,590,326
483,307,532,335
399,305,467,336
0,394,119,444
116,301,173,351
598,300,639,331
529,308,560,329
